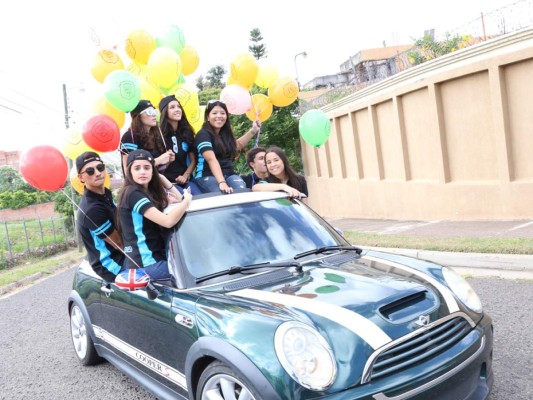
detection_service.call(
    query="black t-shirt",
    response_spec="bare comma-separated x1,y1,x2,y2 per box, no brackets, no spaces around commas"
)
120,129,143,155
118,188,166,269
194,129,235,178
163,132,192,181
77,188,124,281
241,172,260,189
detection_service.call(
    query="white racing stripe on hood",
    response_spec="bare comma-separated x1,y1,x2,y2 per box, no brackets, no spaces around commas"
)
363,255,459,313
230,288,392,350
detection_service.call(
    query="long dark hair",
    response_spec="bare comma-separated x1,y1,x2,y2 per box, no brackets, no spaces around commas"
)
130,114,166,155
159,99,195,146
265,146,306,192
116,160,168,235
201,100,237,158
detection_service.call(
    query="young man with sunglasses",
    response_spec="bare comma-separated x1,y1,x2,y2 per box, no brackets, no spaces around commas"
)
76,151,125,282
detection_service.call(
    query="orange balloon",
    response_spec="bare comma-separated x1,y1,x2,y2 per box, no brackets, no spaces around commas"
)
92,96,125,129
268,76,299,107
246,94,273,122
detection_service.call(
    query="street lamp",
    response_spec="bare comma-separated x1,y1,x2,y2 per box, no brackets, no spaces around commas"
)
294,51,307,90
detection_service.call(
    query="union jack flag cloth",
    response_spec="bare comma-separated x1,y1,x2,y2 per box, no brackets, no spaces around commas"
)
115,269,150,291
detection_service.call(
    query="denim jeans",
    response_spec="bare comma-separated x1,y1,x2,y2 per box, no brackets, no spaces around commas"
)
172,181,203,195
139,260,171,281
197,175,246,193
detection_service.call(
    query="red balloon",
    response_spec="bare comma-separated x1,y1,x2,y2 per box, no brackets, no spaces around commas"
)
82,114,120,152
19,145,68,191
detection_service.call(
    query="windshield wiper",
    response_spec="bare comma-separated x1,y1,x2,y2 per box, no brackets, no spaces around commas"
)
294,245,362,260
196,261,302,284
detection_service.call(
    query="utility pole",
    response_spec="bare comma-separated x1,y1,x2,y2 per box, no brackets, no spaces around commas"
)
63,83,83,252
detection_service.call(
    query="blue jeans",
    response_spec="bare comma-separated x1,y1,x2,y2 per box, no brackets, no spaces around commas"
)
197,175,246,193
173,181,203,195
139,260,171,281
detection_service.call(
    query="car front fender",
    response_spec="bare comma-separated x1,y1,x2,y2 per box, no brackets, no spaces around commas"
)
185,336,281,400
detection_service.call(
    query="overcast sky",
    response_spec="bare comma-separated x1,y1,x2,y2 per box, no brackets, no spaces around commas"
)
0,0,527,152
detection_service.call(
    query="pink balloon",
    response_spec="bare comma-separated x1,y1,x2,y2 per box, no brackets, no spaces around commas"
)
19,146,68,191
220,84,251,115
82,114,120,152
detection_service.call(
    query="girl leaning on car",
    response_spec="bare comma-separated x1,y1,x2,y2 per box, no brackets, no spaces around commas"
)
116,149,192,280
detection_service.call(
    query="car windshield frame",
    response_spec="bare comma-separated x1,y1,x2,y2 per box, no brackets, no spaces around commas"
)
171,197,347,287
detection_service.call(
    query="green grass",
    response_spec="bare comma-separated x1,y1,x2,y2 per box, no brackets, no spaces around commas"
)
0,218,70,254
0,248,86,287
344,231,533,255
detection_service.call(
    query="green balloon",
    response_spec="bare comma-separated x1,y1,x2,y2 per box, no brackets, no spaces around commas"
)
104,70,141,113
156,24,186,55
299,109,331,147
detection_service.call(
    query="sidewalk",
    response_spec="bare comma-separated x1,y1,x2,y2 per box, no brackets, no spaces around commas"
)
325,217,533,279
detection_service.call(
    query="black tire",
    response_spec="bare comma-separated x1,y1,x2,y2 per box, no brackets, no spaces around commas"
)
197,360,261,400
69,303,102,366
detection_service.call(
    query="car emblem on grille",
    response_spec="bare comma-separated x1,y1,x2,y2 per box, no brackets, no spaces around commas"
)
415,315,431,327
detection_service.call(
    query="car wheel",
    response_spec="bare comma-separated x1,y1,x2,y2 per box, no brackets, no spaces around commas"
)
69,303,101,366
197,360,260,400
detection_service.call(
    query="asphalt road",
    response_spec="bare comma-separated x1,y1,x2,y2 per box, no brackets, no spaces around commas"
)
0,268,531,400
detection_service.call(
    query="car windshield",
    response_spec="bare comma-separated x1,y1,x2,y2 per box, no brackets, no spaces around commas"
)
177,198,343,278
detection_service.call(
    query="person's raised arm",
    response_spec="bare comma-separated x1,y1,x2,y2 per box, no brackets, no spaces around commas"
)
143,190,192,229
236,120,260,151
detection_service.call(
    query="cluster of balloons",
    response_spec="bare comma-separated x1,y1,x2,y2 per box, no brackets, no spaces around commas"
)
20,24,202,193
216,52,300,124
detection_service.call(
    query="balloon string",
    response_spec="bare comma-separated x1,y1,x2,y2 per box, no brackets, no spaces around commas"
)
61,188,141,270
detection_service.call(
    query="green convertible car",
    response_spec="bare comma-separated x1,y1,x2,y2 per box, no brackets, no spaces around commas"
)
68,191,493,399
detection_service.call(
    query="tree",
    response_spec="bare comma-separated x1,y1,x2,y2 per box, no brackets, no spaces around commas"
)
205,65,227,89
0,167,35,193
54,185,78,231
195,75,206,91
248,28,267,60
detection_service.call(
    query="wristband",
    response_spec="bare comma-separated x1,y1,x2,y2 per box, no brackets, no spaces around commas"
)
218,180,226,185
166,184,173,190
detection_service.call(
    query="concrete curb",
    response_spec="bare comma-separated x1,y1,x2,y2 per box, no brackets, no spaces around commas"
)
363,246,533,271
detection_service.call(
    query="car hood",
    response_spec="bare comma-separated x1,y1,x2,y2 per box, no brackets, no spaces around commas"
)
205,251,462,349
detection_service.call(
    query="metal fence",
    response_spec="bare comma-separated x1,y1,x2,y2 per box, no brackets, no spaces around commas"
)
0,216,75,259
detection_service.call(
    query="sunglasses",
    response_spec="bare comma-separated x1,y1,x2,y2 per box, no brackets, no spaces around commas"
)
81,163,105,176
207,99,225,107
140,108,158,116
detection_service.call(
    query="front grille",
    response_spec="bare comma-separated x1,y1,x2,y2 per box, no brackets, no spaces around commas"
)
367,316,471,382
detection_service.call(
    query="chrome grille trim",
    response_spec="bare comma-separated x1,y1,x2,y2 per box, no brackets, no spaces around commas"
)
361,312,475,384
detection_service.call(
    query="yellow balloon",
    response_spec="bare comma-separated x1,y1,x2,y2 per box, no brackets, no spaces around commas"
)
230,52,258,88
246,94,273,122
92,96,125,129
268,76,299,107
70,167,111,195
147,47,182,88
188,105,205,134
139,78,163,109
255,60,279,89
174,83,199,115
63,128,96,160
125,29,156,64
91,50,124,83
180,45,200,75
126,61,148,79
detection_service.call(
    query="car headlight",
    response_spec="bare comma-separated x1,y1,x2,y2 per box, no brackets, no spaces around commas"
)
274,321,337,391
442,267,482,313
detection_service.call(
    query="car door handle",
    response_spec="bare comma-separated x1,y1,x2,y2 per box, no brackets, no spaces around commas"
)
100,284,114,297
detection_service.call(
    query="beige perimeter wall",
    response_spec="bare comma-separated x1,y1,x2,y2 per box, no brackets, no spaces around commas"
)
304,28,533,220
